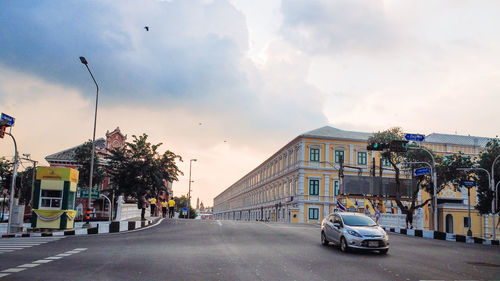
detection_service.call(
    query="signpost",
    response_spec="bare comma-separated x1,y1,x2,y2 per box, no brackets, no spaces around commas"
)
405,134,425,142
414,167,430,176
461,180,475,236
80,189,100,199
0,113,15,127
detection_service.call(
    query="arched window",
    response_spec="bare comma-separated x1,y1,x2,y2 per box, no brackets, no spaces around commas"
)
445,214,454,233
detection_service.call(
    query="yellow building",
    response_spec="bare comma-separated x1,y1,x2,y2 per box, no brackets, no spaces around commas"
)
213,126,497,238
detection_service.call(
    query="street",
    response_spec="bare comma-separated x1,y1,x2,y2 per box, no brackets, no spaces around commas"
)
0,219,499,281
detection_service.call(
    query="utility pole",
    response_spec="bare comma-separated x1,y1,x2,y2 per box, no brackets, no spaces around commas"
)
6,131,19,234
21,154,37,207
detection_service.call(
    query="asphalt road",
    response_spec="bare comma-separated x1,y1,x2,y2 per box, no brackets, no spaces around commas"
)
0,219,499,281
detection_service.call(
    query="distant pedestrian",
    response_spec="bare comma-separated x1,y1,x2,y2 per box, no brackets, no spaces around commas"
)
168,198,176,218
374,204,380,224
140,195,148,220
161,200,168,218
149,197,157,217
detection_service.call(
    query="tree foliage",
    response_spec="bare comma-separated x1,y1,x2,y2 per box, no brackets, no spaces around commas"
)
173,195,197,219
476,138,500,214
106,134,183,200
0,157,12,192
74,141,105,189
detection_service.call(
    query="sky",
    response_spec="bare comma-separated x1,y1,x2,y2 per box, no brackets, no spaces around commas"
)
1,0,499,207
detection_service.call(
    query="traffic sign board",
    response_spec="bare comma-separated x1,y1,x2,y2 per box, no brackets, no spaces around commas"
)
405,134,425,142
461,180,476,187
0,113,15,126
182,208,188,212
414,167,430,176
80,189,100,199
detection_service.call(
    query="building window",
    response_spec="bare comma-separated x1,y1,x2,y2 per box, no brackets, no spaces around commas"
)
310,148,320,162
334,181,339,196
40,190,62,209
308,208,319,220
334,150,344,163
381,157,390,167
358,152,367,165
309,179,320,195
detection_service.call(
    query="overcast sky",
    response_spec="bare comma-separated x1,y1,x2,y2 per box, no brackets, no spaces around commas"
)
1,0,499,206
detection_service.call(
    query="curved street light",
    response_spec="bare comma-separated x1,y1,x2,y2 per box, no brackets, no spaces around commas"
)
187,159,197,219
79,56,99,225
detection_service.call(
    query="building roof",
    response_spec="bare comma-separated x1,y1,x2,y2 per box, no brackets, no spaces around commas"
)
45,138,106,163
424,133,492,148
300,126,372,141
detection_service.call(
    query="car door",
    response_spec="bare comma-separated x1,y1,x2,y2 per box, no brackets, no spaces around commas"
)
323,215,334,241
330,214,343,244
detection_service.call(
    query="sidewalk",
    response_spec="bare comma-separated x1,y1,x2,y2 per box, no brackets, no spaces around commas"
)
0,216,163,238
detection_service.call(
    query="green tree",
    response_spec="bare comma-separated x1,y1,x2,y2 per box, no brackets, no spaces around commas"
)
0,157,12,192
74,141,105,190
369,128,474,227
476,138,500,214
106,134,183,200
173,195,197,219
15,166,35,205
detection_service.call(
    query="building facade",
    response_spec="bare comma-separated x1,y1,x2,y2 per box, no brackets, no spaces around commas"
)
213,126,497,238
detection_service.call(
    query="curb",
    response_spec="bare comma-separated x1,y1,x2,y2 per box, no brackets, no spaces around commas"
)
0,218,160,239
385,227,500,246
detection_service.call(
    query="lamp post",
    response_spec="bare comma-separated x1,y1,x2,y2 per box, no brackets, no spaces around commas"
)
410,147,437,231
187,159,197,219
491,154,500,239
6,132,19,234
79,56,99,224
458,167,492,238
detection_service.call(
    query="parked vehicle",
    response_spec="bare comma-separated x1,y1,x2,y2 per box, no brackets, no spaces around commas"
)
321,212,389,254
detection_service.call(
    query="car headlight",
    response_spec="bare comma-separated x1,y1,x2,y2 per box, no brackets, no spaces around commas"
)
347,229,362,237
382,231,388,239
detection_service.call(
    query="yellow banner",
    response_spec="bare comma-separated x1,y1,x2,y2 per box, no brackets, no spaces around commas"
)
37,166,79,183
33,209,77,221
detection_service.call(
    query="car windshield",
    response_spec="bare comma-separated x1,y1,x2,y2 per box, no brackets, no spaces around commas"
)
342,215,377,226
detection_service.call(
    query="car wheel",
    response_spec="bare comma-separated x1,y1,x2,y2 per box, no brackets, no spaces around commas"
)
379,249,388,255
340,237,349,253
321,231,329,246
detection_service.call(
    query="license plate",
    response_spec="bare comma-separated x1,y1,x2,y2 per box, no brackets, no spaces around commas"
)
368,241,378,247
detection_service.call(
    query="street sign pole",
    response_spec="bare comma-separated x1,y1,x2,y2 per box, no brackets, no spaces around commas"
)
6,132,19,234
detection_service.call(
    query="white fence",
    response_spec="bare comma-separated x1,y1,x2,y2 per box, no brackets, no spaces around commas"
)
379,213,424,230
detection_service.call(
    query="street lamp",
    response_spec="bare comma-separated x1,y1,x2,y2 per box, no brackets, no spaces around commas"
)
187,159,197,219
409,147,438,231
457,167,493,238
21,154,37,208
79,56,99,224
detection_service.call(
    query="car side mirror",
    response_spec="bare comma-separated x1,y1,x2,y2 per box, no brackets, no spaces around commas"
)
333,223,341,228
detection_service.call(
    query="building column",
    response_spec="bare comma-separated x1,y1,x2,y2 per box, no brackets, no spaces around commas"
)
298,172,305,223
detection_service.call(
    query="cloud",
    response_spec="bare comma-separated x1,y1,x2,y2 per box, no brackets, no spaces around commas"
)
280,0,394,54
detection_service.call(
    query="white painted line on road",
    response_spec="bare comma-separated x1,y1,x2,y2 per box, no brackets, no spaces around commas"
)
65,250,80,254
0,245,33,248
56,253,72,257
46,256,63,260
33,259,53,264
18,263,40,268
74,248,87,251
1,268,26,273
0,274,9,278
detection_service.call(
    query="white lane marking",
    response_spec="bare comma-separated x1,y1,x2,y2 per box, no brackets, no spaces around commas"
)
33,260,53,264
46,256,63,260
0,245,33,248
56,253,72,257
1,268,25,273
18,264,40,268
0,274,8,278
65,250,80,254
74,248,87,251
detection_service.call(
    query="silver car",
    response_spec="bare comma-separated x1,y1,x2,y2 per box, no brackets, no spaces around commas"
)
321,212,389,254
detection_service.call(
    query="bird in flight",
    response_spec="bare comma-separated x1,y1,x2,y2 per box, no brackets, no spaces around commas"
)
144,26,149,31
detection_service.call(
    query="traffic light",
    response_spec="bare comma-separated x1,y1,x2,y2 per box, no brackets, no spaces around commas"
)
367,142,388,151
86,210,91,221
389,140,409,152
0,126,6,138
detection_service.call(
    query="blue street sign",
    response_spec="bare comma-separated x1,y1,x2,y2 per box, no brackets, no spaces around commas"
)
461,180,476,187
182,208,187,212
405,133,425,142
414,167,430,176
0,113,15,126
